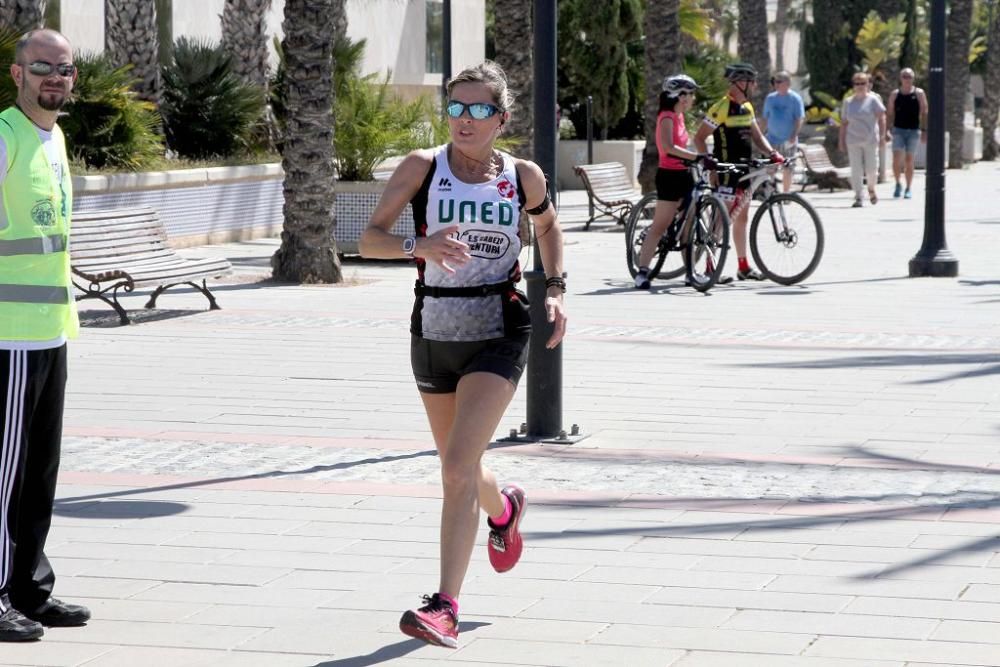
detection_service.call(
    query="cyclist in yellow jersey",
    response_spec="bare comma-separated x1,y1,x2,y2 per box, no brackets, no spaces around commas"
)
694,62,783,281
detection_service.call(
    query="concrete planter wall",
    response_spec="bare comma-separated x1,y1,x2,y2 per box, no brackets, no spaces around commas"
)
72,163,410,254
73,163,284,249
333,180,413,254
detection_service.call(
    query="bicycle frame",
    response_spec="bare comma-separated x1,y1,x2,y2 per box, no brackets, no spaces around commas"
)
733,156,801,245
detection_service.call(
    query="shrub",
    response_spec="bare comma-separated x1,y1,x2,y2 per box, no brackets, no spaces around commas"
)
61,52,164,170
160,37,266,159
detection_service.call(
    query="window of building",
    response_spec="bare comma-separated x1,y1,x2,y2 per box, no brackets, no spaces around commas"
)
426,0,443,73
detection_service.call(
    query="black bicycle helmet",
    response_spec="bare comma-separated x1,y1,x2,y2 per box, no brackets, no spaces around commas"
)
724,62,758,82
662,74,699,96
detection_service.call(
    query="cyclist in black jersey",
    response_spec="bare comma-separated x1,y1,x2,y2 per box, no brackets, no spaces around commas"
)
693,62,784,282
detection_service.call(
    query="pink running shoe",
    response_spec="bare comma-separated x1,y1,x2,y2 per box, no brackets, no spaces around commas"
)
399,594,458,648
487,484,527,573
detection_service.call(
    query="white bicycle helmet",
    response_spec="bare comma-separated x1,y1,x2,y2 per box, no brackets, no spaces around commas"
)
662,74,699,96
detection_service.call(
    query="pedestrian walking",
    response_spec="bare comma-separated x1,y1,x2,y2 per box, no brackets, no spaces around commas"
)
839,72,887,207
359,60,567,649
761,71,805,193
886,68,928,199
0,29,91,642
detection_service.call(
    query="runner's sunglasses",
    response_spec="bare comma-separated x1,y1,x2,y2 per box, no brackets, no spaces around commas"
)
24,61,76,77
445,100,500,120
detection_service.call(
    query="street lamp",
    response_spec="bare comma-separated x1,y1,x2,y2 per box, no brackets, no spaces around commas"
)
909,0,958,277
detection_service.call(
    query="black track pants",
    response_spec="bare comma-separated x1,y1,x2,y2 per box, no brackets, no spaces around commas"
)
0,345,66,613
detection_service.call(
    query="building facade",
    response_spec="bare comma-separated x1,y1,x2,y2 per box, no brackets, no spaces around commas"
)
58,0,485,98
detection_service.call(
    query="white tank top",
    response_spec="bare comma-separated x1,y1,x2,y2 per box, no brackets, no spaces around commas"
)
411,145,525,342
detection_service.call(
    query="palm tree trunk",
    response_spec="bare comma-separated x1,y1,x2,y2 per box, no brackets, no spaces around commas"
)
737,0,770,112
0,0,46,30
271,0,342,283
492,0,533,158
104,0,161,103
638,0,680,193
945,0,973,168
979,1,1000,160
773,0,791,72
221,0,272,89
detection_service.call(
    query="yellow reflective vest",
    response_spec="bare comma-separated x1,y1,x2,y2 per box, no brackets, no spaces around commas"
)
0,106,78,341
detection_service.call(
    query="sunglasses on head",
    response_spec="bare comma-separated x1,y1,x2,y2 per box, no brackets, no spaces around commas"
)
446,100,500,120
24,61,76,77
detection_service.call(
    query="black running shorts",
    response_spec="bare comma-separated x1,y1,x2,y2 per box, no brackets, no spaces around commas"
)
655,167,694,202
411,333,530,394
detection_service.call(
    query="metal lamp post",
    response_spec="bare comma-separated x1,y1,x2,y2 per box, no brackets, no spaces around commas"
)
909,0,958,277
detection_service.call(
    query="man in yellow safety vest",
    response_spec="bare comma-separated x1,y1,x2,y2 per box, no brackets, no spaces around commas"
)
0,28,90,642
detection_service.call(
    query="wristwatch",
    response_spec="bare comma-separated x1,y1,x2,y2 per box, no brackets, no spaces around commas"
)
402,236,416,256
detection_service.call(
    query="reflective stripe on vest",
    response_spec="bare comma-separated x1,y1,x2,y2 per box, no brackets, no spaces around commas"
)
0,233,67,255
0,283,68,304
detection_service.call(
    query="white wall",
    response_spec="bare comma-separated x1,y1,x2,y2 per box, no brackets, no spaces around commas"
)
172,0,226,45
450,0,485,74
61,0,103,55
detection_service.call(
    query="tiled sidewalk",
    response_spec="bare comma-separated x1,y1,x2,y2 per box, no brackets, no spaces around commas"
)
11,164,1000,665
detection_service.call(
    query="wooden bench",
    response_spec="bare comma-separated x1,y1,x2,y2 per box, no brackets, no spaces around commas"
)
572,162,644,230
799,144,851,192
70,207,233,324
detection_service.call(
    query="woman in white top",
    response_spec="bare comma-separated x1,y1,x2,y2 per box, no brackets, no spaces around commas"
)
839,72,887,207
360,60,566,649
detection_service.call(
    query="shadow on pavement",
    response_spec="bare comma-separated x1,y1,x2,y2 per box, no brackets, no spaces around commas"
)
78,309,203,328
54,498,188,519
311,622,490,666
745,351,1000,384
512,446,999,581
54,449,440,506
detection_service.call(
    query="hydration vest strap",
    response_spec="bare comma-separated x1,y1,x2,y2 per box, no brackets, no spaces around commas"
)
414,279,514,298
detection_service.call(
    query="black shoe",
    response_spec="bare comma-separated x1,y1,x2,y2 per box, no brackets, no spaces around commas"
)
737,267,765,281
633,270,651,289
716,275,734,285
20,598,91,627
0,608,44,641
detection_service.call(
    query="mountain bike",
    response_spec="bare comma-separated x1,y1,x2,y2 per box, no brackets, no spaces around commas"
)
732,156,825,285
624,162,733,292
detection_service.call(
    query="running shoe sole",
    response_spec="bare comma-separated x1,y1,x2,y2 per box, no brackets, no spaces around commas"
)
399,611,458,649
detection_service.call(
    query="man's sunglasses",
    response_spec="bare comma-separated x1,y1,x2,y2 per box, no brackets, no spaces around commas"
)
24,61,76,77
445,100,500,120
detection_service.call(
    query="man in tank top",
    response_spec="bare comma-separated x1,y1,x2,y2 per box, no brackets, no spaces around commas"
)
886,68,928,199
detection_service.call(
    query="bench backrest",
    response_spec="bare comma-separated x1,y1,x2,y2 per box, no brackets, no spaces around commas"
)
800,145,837,171
573,162,638,204
70,207,173,268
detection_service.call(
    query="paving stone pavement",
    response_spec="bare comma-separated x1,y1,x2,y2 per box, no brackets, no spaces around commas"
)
11,163,1000,666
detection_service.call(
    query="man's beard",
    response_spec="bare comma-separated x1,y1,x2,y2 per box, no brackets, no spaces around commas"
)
38,92,67,111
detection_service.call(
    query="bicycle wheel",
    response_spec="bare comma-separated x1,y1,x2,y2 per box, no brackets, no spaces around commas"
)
684,194,731,293
749,193,825,285
624,193,685,280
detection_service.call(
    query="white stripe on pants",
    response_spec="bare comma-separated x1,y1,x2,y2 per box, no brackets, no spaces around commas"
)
0,351,26,614
847,142,878,201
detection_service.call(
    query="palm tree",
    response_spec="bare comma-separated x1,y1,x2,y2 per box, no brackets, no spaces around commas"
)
0,0,46,30
637,0,681,192
979,0,1000,160
221,0,272,89
492,0,533,158
945,0,974,168
737,0,770,111
104,0,161,102
271,0,343,283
